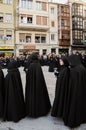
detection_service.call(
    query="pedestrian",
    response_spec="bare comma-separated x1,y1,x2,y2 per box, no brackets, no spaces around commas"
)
48,54,57,72
64,53,86,128
3,60,25,122
0,65,4,118
51,56,70,120
25,52,51,117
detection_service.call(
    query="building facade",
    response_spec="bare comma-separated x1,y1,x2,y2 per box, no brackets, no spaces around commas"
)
15,0,50,56
70,0,86,52
15,0,70,56
48,2,58,54
0,0,86,57
0,0,14,56
58,4,70,54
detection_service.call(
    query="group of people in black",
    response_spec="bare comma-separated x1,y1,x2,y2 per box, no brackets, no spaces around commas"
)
0,53,51,122
0,51,86,129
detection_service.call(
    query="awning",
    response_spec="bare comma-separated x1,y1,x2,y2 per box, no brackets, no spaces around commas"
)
0,51,14,53
0,46,14,49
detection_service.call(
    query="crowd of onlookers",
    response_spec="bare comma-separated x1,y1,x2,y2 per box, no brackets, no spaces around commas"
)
0,51,86,71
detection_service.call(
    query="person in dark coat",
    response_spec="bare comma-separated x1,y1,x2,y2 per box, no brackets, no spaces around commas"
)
51,56,70,120
64,54,86,128
0,65,4,118
48,54,57,72
3,60,25,122
25,53,51,117
23,55,32,73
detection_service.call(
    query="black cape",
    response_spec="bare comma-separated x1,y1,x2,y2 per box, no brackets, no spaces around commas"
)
25,54,51,117
0,66,4,118
51,56,71,127
48,56,57,72
64,54,86,128
51,66,69,117
3,60,25,122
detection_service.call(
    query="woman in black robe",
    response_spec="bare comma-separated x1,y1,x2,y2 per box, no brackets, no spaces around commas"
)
3,60,25,122
0,65,4,118
51,56,70,119
64,54,86,128
25,53,51,117
48,54,57,72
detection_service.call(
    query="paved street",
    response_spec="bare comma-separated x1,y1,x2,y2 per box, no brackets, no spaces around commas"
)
0,66,86,130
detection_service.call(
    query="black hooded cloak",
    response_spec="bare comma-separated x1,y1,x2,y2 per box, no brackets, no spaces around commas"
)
51,56,70,119
25,53,51,117
0,65,4,118
64,54,86,128
3,60,25,122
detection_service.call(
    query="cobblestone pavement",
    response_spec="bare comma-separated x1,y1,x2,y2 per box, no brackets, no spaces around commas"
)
0,66,86,130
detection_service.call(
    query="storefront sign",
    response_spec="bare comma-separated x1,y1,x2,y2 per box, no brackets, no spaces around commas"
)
0,46,14,49
24,45,36,49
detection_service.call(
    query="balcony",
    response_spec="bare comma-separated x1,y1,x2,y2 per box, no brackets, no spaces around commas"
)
18,23,49,31
59,40,70,46
17,13,49,31
73,39,83,45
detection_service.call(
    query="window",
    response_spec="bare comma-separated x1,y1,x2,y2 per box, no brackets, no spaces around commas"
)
84,22,86,29
6,30,12,40
51,34,55,41
51,48,56,54
6,35,12,40
42,2,46,11
20,16,27,23
21,16,23,23
36,16,47,25
62,34,65,39
62,34,70,39
0,13,3,22
36,1,41,10
84,10,86,17
21,0,26,8
26,0,32,8
51,21,55,27
41,36,46,43
73,17,83,29
27,16,32,23
35,35,40,43
64,7,67,12
51,8,54,14
26,35,31,43
4,0,12,4
61,6,64,12
42,17,47,25
19,33,25,43
35,34,46,43
73,30,83,40
20,15,32,24
61,19,65,26
84,35,86,40
36,16,41,25
5,14,12,23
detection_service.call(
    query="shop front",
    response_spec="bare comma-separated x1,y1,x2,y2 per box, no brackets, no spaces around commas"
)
0,46,14,57
19,45,38,56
